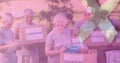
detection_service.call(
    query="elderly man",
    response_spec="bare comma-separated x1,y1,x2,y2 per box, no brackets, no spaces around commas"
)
0,13,19,63
14,9,39,63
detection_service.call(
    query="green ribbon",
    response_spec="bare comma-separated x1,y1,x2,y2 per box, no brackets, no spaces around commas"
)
78,0,119,43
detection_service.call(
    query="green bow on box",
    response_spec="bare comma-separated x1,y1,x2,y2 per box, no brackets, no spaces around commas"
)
78,0,119,43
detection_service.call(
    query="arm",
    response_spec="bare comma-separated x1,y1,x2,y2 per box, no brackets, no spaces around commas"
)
0,32,10,51
45,32,66,56
74,20,84,32
17,41,40,46
13,26,23,50
0,41,18,52
45,32,60,56
13,25,32,46
45,45,66,56
45,45,61,56
0,44,11,51
13,26,19,40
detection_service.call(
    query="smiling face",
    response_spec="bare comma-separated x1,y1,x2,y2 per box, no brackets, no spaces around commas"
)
2,13,14,29
55,17,67,30
53,13,68,32
23,9,34,24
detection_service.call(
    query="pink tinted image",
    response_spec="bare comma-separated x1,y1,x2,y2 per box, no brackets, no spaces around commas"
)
0,0,120,63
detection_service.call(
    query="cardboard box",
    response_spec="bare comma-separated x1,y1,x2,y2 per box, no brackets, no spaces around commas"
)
106,50,120,63
19,25,47,43
86,30,108,46
60,49,97,63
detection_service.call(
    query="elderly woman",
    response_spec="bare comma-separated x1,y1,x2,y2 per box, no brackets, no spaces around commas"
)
45,13,72,63
14,9,39,63
0,13,19,63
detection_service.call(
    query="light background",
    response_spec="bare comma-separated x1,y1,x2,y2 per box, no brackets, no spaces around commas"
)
0,0,119,30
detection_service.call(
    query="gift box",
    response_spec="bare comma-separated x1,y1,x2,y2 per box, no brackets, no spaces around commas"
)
72,37,87,48
19,25,47,43
86,30,108,46
60,49,97,63
106,50,120,63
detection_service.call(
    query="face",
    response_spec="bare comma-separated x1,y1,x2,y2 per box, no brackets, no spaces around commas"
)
23,11,33,24
2,15,14,29
100,10,109,19
54,16,68,31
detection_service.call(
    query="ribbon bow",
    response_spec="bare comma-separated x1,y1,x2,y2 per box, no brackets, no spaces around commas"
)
78,0,119,43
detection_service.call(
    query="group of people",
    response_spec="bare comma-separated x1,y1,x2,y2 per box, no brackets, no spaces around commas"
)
45,10,120,63
0,8,119,63
0,9,39,63
0,8,90,63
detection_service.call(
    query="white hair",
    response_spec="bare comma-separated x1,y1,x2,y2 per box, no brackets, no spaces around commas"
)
53,12,68,25
23,8,34,16
1,13,14,23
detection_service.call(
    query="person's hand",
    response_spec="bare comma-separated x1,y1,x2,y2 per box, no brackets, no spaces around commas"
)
13,40,25,47
9,41,18,47
5,41,19,52
8,40,22,51
60,46,67,52
13,40,23,50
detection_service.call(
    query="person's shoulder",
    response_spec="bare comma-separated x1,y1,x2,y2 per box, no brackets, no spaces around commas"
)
46,29,55,40
74,19,84,27
47,29,55,36
75,19,84,24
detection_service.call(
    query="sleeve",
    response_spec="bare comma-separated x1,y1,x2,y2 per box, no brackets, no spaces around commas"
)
45,32,54,46
74,22,79,31
74,20,84,32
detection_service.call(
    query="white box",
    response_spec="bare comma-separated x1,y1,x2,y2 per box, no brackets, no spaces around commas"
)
19,25,47,43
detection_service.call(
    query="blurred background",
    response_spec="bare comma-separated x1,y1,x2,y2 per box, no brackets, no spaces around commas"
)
0,0,119,31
